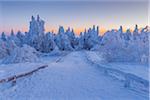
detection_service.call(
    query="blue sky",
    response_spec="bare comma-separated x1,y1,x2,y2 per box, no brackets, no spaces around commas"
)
0,0,148,34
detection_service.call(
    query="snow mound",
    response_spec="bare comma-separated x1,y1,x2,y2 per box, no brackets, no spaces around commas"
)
2,45,39,64
85,51,107,63
85,51,149,93
48,45,61,56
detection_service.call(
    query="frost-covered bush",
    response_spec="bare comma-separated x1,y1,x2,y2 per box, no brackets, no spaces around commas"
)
8,30,22,47
2,45,39,64
42,32,56,53
78,25,100,50
98,25,149,63
0,39,8,59
55,26,73,51
0,36,17,59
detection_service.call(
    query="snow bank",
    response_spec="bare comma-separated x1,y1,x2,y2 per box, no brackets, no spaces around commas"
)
39,46,62,58
124,73,149,93
103,62,149,80
0,63,44,80
0,51,148,100
47,46,61,56
85,51,149,93
85,51,107,63
2,45,39,64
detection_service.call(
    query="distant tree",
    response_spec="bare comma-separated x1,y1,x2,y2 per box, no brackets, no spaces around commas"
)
1,32,7,41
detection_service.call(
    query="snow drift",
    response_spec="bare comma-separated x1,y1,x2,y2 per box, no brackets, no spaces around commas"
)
2,45,39,64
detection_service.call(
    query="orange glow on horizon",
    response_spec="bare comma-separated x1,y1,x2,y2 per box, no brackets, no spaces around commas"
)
1,26,148,36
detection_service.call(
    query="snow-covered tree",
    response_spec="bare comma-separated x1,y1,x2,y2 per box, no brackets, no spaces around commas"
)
2,44,39,64
42,32,56,52
0,15,148,64
16,31,25,46
55,26,73,50
8,30,21,47
99,25,149,63
65,28,78,49
1,32,7,41
78,32,85,50
0,38,18,59
132,24,140,40
80,25,100,50
27,15,46,52
29,15,45,37
0,39,8,59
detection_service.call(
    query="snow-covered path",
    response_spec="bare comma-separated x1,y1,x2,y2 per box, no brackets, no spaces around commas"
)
0,51,148,100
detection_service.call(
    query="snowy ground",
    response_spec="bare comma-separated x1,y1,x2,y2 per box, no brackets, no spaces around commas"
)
0,53,62,80
85,51,149,80
102,62,149,80
0,62,44,80
0,51,149,100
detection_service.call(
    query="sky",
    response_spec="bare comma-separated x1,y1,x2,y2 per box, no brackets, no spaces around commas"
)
0,0,149,35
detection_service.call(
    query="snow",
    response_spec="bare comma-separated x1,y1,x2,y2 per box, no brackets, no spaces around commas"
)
85,51,149,93
0,62,44,80
1,16,148,64
0,40,8,59
85,51,149,80
0,15,149,99
78,25,100,50
2,45,39,64
55,26,74,51
0,51,65,80
84,51,107,63
0,51,148,100
102,62,148,80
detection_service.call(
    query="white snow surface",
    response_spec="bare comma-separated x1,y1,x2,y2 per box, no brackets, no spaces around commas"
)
0,52,63,80
85,51,149,80
0,51,148,100
0,62,44,80
2,45,39,64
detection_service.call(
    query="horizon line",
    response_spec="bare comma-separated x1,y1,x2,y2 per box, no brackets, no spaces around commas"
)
1,25,149,36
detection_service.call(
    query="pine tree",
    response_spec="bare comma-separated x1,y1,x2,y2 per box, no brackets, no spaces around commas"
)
1,32,7,41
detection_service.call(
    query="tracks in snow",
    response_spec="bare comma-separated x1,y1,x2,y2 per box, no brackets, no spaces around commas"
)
0,51,148,100
83,51,149,94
